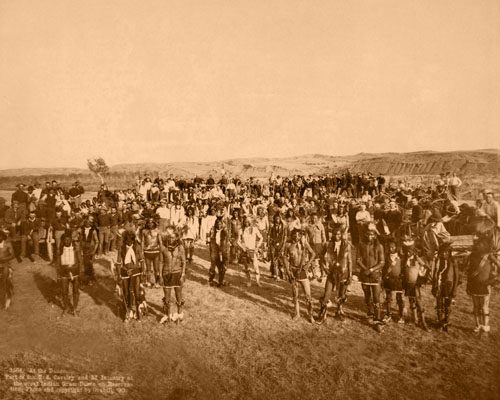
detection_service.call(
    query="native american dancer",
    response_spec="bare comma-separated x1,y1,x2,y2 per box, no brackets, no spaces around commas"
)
402,237,431,332
141,220,162,288
382,240,405,324
182,208,198,263
118,232,145,322
316,229,352,324
80,217,98,286
160,227,186,324
237,216,263,287
228,208,242,265
283,228,316,322
432,242,459,332
58,233,81,316
208,218,229,286
357,228,385,332
268,214,287,281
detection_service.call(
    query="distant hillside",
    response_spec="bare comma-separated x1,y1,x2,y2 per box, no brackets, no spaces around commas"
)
348,150,500,175
0,150,499,180
109,150,500,177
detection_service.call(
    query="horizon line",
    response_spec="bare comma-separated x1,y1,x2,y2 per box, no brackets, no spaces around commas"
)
1,148,499,172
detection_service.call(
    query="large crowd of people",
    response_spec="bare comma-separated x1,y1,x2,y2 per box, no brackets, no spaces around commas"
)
0,171,498,335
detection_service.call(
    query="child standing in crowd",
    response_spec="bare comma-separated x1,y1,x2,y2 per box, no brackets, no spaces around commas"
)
467,237,498,334
383,240,405,324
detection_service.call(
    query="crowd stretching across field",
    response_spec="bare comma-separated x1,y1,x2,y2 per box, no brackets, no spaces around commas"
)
0,170,499,335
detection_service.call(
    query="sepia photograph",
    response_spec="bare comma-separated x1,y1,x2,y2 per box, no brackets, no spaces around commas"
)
0,0,499,399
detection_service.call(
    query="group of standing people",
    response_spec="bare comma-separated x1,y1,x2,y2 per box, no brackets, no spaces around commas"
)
0,171,498,335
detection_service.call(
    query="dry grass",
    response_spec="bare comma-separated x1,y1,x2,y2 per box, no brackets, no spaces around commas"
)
0,244,499,400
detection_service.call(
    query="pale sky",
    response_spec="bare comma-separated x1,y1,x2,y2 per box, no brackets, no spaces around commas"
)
1,0,499,169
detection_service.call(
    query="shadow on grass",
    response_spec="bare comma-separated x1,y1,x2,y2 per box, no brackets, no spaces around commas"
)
189,245,368,320
32,271,62,309
79,257,123,319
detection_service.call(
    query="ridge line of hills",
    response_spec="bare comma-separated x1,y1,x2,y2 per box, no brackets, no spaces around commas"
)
0,149,499,178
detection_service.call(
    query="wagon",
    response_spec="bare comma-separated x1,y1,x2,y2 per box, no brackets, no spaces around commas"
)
450,234,475,258
450,235,475,272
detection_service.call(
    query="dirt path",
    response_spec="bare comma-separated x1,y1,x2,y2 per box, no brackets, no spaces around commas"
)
1,246,499,399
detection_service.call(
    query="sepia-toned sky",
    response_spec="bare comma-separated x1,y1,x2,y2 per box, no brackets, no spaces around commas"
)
0,0,499,169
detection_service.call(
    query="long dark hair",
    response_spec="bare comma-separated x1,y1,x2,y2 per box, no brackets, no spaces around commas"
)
330,229,347,257
121,231,136,255
59,230,76,255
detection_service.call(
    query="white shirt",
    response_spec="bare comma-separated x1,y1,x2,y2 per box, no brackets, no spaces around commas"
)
449,176,462,187
356,210,372,224
33,188,42,201
333,240,342,256
215,229,222,246
170,207,186,226
61,245,75,266
124,245,137,264
156,206,170,219
183,218,199,240
256,216,269,232
240,227,262,251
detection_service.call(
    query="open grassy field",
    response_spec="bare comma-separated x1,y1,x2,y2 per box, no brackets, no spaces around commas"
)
0,243,499,400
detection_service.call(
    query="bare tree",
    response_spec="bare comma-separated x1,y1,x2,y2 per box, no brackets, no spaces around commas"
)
87,156,109,184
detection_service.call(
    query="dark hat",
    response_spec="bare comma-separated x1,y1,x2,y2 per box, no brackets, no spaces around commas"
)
439,241,452,252
429,209,442,222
